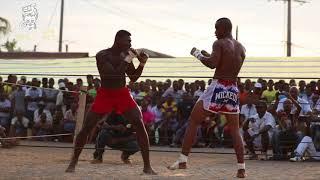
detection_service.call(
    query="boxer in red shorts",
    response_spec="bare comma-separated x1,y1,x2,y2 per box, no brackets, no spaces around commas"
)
66,30,156,175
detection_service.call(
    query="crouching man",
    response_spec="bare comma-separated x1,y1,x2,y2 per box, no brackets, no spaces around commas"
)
91,112,139,164
243,100,276,160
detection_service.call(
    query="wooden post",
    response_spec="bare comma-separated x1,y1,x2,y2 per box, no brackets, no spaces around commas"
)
73,86,87,143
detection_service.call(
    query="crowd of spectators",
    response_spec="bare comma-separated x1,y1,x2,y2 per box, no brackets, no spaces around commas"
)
0,74,320,161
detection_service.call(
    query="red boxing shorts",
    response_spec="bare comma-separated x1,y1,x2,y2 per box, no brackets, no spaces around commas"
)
198,79,240,114
91,87,137,114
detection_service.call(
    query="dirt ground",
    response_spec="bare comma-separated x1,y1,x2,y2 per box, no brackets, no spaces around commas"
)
0,141,319,180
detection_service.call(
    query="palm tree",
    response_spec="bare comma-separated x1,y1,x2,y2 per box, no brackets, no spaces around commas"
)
0,17,11,37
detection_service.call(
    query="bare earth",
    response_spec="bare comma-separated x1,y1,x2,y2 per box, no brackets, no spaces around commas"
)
0,141,319,180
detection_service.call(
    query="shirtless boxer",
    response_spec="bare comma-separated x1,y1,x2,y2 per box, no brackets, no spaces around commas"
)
168,18,247,178
66,30,156,175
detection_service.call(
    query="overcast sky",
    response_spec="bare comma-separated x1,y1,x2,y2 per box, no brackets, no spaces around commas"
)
1,0,319,57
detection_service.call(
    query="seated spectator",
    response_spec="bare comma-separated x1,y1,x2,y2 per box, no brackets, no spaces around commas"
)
34,101,53,125
0,90,11,130
243,101,276,160
33,113,53,140
160,95,178,145
277,87,312,117
91,112,139,164
0,125,16,148
290,136,320,162
52,107,64,141
141,100,155,135
170,93,195,147
272,95,303,160
151,98,163,145
10,111,29,137
63,102,77,133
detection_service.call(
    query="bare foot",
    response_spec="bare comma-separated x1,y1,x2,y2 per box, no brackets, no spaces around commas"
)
143,167,157,175
236,169,247,178
65,164,76,173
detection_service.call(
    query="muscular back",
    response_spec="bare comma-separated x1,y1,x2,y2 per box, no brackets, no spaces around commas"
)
213,38,245,81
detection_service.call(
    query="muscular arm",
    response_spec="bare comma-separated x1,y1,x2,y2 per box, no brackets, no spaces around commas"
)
126,63,144,82
198,41,222,69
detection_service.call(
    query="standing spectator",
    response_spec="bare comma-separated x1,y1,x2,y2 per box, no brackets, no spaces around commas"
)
243,101,276,159
56,82,67,115
298,80,307,99
162,80,182,103
10,111,29,137
3,74,15,96
25,78,42,122
194,80,206,99
0,90,11,130
86,75,94,90
11,80,26,114
43,78,58,113
42,78,48,88
261,80,277,104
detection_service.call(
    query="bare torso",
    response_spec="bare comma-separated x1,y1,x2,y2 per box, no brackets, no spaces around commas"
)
96,49,126,88
213,38,245,81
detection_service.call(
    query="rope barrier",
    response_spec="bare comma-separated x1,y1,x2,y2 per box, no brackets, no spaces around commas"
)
9,143,320,159
0,133,72,140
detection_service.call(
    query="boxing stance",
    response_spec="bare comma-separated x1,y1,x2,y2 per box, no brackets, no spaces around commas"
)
66,30,156,175
168,18,247,178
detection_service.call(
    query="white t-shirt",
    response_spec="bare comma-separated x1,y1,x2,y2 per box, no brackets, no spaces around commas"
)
64,109,77,122
151,106,163,123
194,89,205,98
11,116,29,128
276,97,312,116
25,88,43,111
34,109,53,124
0,99,11,118
248,112,276,138
240,104,257,120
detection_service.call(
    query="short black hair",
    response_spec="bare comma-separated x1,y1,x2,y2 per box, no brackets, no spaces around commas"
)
115,30,131,41
216,17,232,33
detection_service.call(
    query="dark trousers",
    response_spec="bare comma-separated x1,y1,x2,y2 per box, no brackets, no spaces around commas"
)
93,128,139,160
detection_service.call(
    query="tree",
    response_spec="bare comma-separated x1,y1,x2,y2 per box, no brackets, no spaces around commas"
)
2,39,17,52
